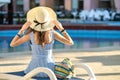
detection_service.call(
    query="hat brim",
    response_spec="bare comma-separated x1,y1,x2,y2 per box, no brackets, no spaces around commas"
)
27,6,57,31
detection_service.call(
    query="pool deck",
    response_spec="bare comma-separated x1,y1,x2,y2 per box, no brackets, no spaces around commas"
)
0,48,120,80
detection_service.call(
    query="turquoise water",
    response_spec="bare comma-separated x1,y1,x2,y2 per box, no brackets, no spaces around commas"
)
0,30,120,53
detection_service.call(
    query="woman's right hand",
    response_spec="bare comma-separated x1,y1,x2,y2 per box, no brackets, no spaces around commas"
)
53,20,64,31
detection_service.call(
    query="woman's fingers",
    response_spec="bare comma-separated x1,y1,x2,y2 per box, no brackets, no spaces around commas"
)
53,20,64,31
21,22,31,31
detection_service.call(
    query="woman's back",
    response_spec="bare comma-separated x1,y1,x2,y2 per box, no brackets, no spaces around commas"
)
24,31,55,77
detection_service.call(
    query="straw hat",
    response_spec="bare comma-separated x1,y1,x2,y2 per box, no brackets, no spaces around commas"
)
27,6,57,31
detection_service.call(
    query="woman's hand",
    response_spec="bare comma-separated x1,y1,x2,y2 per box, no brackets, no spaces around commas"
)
53,20,74,46
53,20,64,31
10,21,31,47
18,21,31,34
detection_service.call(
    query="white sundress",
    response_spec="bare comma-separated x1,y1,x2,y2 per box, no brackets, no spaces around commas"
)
24,31,55,77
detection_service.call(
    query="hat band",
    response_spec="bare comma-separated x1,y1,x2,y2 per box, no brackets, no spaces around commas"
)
33,19,47,29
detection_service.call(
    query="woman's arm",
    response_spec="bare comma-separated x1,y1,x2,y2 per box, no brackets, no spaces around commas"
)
53,20,74,46
10,22,31,47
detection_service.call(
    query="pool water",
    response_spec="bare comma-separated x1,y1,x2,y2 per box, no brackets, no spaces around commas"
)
0,30,120,53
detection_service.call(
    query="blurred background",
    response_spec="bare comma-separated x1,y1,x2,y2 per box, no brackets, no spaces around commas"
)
0,0,120,53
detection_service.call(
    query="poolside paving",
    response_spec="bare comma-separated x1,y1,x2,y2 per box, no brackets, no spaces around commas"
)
0,48,120,80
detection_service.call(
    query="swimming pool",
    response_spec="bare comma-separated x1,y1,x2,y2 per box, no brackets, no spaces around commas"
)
0,30,120,53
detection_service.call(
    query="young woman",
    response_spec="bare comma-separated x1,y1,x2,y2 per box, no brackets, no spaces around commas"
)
10,6,74,78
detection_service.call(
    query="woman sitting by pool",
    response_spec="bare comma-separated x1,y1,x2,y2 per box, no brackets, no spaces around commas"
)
10,6,74,78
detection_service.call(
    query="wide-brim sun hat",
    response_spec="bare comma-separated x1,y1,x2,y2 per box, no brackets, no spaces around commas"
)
27,6,57,31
